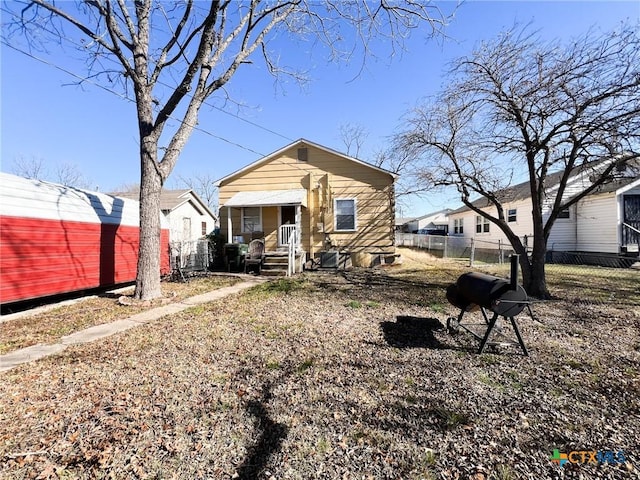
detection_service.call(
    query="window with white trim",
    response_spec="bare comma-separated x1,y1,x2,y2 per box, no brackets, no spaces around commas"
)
476,215,490,233
454,218,464,235
241,207,262,233
507,208,517,223
335,198,357,231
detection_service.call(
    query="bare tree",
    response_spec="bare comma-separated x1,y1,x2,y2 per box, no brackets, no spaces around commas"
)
398,24,640,298
173,172,219,212
4,1,453,300
10,155,46,180
10,155,90,188
339,123,369,158
53,162,91,189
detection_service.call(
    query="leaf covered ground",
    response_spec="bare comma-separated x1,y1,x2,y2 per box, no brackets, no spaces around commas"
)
1,249,639,479
0,275,241,355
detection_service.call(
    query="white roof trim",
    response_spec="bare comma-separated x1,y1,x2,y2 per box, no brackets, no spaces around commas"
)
617,177,640,195
215,138,397,186
223,189,307,208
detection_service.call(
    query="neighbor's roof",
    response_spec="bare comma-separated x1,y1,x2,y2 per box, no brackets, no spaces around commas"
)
395,217,417,225
223,189,308,208
215,138,397,186
112,189,217,219
450,159,639,214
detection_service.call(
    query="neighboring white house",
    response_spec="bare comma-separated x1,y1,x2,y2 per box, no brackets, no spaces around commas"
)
448,164,640,256
396,208,452,234
159,189,218,243
114,189,218,243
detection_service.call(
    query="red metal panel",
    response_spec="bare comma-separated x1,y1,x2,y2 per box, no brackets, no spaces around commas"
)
1,216,170,304
160,229,171,275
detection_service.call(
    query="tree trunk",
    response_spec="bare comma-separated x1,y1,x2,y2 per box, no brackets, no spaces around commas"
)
134,136,163,300
523,237,550,299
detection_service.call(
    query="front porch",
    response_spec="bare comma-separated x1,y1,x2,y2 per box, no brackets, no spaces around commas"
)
222,189,308,275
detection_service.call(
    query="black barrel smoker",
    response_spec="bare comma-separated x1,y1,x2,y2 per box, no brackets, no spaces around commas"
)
445,255,531,355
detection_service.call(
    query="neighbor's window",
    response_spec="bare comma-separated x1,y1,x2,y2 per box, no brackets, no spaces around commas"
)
476,215,490,233
201,221,207,236
454,218,464,235
507,208,517,223
558,208,570,219
242,207,262,233
335,198,357,231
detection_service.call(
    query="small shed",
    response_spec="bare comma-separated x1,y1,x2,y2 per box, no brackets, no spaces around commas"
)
0,173,170,304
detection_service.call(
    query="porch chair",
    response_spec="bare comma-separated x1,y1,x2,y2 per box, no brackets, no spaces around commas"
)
244,239,265,274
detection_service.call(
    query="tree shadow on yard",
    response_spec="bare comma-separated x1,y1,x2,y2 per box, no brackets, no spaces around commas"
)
235,382,288,480
381,315,456,350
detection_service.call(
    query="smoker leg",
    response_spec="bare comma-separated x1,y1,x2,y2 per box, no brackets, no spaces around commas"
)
478,313,499,354
509,316,529,356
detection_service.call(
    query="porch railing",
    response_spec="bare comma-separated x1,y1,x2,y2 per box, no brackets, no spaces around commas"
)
622,222,640,248
280,224,299,247
287,227,299,277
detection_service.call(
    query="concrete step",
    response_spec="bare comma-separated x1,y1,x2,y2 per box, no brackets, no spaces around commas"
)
263,257,289,265
260,268,287,276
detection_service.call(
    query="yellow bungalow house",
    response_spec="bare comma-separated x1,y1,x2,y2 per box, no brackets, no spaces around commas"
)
216,139,397,272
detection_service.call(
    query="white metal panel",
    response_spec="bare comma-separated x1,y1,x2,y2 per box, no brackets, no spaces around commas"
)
0,172,140,226
223,189,308,207
0,172,171,229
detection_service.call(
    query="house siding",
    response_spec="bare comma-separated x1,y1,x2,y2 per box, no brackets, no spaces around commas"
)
219,143,395,260
448,198,534,247
575,193,618,253
164,195,216,243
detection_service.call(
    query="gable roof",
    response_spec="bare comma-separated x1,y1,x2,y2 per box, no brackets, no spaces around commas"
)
450,160,639,214
215,138,397,186
412,208,453,222
112,189,217,219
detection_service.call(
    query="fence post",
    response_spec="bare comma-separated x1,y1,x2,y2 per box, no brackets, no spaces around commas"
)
443,235,448,258
499,240,503,265
469,238,475,267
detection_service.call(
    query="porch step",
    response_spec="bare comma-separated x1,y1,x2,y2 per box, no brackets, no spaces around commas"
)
259,252,304,276
261,268,288,276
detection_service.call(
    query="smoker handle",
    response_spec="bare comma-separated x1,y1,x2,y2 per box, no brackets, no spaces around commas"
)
510,254,519,291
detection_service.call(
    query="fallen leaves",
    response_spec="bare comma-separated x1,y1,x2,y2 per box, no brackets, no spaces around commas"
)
1,259,639,479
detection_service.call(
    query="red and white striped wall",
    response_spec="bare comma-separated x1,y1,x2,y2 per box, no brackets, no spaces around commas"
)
0,173,170,304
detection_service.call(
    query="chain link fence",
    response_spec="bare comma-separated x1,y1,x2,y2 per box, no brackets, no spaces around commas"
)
169,239,213,274
396,233,640,306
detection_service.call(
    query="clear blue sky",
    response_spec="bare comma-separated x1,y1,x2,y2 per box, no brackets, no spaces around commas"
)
1,1,638,217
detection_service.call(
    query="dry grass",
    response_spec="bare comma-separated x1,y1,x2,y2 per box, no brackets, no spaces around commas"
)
1,249,639,479
0,275,241,355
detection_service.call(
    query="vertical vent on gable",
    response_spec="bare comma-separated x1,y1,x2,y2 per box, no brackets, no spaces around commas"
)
297,147,308,162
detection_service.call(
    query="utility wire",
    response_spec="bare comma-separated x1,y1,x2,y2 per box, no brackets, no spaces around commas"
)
1,40,292,157
0,8,295,143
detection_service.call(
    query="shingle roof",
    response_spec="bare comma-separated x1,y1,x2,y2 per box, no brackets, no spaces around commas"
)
110,189,216,218
451,159,639,213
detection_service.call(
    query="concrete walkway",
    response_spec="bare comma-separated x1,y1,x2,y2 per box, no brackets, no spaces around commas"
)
0,277,267,374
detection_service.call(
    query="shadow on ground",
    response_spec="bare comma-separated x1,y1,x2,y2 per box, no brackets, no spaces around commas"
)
236,383,288,480
381,315,454,350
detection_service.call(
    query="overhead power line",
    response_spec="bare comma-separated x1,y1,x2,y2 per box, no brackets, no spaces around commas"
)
1,40,293,157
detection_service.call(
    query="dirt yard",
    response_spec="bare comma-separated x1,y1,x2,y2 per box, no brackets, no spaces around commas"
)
1,248,639,479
